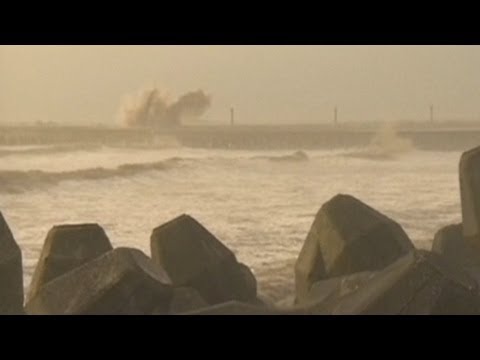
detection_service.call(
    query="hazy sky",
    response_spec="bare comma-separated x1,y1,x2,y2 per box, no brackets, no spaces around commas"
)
1,45,480,126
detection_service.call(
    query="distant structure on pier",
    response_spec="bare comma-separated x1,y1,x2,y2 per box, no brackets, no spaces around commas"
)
230,107,235,126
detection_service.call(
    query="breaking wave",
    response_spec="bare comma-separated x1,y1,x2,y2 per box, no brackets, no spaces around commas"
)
0,144,104,157
0,158,184,194
342,122,415,161
250,150,309,162
0,137,183,158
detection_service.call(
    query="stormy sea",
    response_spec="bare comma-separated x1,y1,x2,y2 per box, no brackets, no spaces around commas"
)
0,125,464,307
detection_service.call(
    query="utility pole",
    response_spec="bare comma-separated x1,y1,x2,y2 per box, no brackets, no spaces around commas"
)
430,105,434,122
334,106,338,125
230,107,234,126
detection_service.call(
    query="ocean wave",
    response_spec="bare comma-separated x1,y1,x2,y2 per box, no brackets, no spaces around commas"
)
0,139,184,158
250,150,309,162
341,123,415,161
0,158,183,194
0,144,104,157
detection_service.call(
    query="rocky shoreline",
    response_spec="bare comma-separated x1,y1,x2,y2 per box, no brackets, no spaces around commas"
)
2,145,480,315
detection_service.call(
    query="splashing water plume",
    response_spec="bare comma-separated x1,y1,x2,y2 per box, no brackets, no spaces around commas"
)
119,87,211,128
344,122,415,160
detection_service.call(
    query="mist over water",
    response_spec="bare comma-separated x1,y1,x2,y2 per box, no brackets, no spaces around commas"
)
0,133,462,305
343,122,415,160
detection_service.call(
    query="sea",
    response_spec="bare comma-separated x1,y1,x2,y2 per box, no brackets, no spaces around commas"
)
0,130,464,306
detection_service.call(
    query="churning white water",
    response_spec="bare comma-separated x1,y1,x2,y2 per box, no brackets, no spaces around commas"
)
0,142,463,304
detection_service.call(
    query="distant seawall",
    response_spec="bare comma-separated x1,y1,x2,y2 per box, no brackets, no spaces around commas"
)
0,126,150,146
2,125,480,151
164,126,480,151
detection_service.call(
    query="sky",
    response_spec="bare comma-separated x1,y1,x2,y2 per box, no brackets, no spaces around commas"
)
1,45,480,126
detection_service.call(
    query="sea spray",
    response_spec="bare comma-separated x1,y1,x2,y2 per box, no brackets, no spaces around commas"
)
118,87,211,128
343,122,415,160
